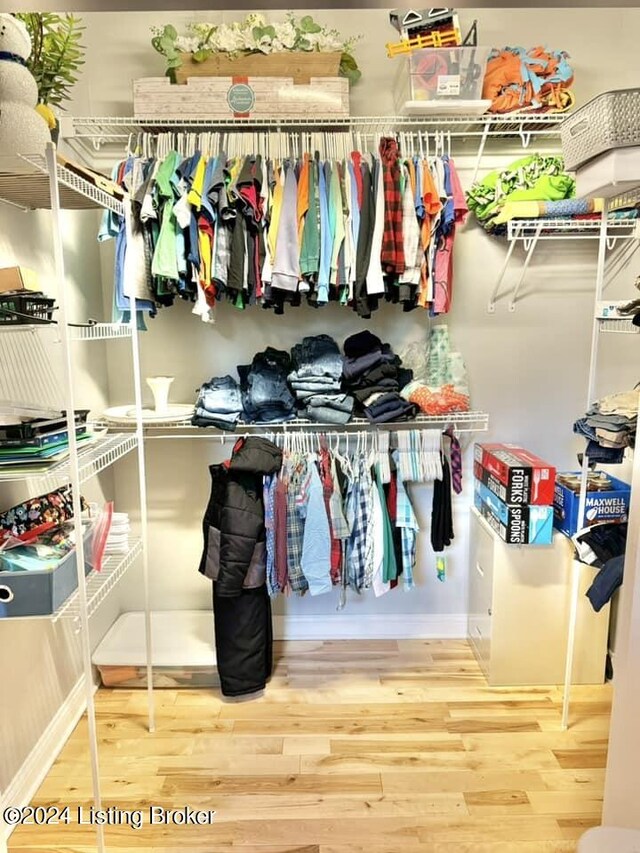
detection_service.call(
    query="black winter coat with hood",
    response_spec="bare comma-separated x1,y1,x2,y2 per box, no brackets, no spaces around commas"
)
199,437,282,697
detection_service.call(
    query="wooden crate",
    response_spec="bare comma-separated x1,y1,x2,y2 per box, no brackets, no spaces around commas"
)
133,76,350,119
174,51,342,85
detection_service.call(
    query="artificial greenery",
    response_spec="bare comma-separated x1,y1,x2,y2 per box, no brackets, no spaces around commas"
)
15,13,85,108
151,13,361,84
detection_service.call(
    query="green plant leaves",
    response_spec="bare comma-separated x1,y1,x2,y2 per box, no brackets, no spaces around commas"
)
16,12,86,107
300,15,322,33
148,14,362,84
340,51,361,84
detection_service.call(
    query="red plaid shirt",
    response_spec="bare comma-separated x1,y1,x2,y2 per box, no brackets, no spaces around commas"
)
379,137,405,275
318,447,342,584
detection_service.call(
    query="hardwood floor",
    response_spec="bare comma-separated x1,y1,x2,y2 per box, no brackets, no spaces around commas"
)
8,640,611,852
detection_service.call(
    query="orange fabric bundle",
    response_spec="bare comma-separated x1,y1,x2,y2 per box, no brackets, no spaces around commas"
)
482,46,574,114
408,384,470,416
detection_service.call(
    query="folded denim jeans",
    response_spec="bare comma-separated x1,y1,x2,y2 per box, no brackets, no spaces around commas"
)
292,381,342,394
301,405,353,425
289,334,343,381
307,394,354,413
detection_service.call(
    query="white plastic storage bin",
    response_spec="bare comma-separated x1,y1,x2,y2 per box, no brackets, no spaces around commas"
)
395,46,492,115
576,146,640,199
561,88,640,171
93,610,218,688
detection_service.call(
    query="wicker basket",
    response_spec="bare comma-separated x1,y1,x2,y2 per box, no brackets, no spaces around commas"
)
0,291,56,325
561,88,640,171
174,51,342,85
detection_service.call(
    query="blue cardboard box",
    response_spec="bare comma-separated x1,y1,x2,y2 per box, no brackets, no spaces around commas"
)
553,472,631,536
474,481,554,545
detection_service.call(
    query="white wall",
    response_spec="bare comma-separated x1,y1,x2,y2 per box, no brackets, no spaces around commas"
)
64,7,640,634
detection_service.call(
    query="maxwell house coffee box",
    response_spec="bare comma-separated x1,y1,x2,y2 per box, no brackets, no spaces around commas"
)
554,472,631,536
474,480,555,545
474,444,556,506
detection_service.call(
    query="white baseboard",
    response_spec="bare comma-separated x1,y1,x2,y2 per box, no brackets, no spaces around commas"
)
273,613,467,640
1,677,93,843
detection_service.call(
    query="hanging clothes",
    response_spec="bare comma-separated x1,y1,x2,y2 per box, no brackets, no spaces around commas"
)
103,138,467,323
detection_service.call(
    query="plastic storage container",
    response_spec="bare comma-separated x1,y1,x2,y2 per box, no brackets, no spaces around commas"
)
561,88,640,171
93,611,218,688
0,522,94,618
0,290,56,325
575,146,640,199
395,46,491,114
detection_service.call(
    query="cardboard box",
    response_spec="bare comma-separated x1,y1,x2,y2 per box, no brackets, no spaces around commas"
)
474,481,554,545
553,472,631,536
474,443,555,505
0,266,40,294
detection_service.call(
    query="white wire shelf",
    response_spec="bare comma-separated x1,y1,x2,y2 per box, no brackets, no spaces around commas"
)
65,113,566,150
70,112,567,132
507,217,640,241
69,323,132,341
0,433,138,491
105,411,490,437
598,318,640,334
0,154,124,214
54,539,142,623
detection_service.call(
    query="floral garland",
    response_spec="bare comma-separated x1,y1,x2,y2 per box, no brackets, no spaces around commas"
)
152,13,361,83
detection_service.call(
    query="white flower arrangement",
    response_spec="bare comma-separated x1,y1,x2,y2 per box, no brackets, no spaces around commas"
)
151,13,361,83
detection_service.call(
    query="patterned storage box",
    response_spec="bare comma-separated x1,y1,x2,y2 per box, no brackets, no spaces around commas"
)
561,88,640,171
133,76,349,119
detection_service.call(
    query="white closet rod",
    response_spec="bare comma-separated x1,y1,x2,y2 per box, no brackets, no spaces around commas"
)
131,130,453,159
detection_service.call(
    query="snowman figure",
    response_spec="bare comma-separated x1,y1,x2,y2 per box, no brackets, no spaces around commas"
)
0,14,50,156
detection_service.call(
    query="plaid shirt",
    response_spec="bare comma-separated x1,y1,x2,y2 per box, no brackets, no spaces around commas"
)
379,137,405,275
345,455,373,592
395,467,419,590
264,474,278,597
318,448,342,584
286,457,309,594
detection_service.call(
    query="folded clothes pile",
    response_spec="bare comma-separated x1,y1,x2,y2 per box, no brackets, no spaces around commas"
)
616,275,640,328
573,521,628,612
467,155,575,234
191,375,243,429
574,389,638,464
238,347,296,424
289,335,353,425
342,331,416,424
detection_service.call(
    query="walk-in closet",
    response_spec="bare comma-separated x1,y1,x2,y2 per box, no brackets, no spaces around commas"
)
1,5,640,852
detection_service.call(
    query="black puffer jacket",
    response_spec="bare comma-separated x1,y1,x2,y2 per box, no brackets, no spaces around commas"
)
199,437,282,697
199,436,282,596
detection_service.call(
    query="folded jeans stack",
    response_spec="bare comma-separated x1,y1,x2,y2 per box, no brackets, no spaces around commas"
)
574,389,638,463
342,331,416,424
289,335,354,425
192,375,243,430
238,347,296,424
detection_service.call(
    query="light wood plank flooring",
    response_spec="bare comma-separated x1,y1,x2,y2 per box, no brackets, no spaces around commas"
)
8,639,611,852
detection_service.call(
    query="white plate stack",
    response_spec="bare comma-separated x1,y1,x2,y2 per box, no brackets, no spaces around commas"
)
105,512,130,556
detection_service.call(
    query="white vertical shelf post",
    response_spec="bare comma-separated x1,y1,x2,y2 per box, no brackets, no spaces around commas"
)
561,201,609,730
44,142,105,853
128,300,155,732
602,397,640,826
